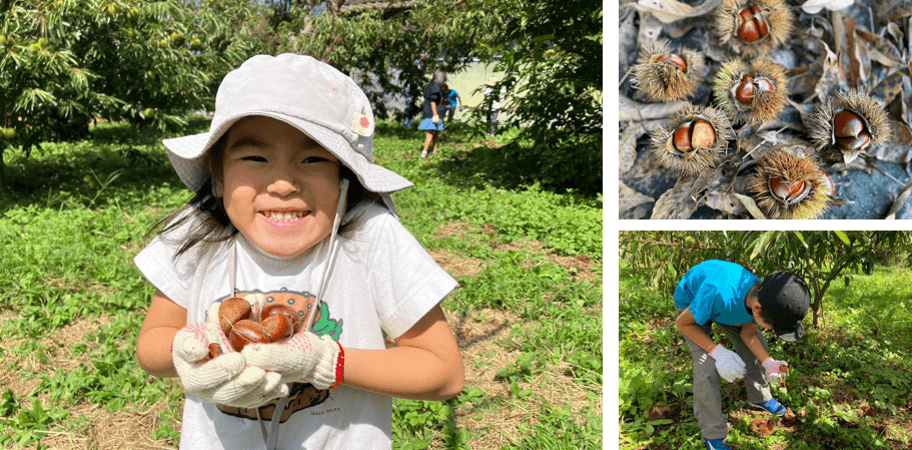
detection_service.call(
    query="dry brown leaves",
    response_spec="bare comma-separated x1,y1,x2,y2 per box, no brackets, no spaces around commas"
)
620,0,912,219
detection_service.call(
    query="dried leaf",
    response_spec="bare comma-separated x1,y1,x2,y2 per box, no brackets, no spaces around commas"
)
855,29,903,62
735,193,767,219
801,0,854,14
619,120,666,173
619,95,690,122
620,181,656,219
870,71,904,106
833,12,860,89
704,189,747,215
885,181,912,219
884,4,912,22
814,40,842,102
651,177,700,219
630,0,722,24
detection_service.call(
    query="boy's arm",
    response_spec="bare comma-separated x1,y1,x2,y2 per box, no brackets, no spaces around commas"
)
675,308,716,352
740,322,772,363
342,304,465,401
137,289,187,378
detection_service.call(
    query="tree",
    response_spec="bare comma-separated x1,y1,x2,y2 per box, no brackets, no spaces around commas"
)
620,231,912,327
474,0,603,194
0,0,218,190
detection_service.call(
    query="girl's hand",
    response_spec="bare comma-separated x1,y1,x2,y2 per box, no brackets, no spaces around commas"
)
172,321,288,408
762,357,789,383
242,332,343,390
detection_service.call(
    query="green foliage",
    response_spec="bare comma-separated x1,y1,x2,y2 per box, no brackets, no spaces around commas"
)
620,263,912,450
0,119,602,448
619,231,912,326
473,0,603,194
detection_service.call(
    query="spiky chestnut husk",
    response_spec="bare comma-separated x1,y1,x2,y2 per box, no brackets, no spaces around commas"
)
808,89,891,165
631,39,705,102
715,0,793,58
748,149,832,219
650,105,734,177
714,59,788,126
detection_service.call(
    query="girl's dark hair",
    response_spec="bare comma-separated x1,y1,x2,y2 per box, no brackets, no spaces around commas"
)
146,139,379,261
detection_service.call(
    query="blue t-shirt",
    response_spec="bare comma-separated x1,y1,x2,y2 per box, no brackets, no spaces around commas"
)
446,89,460,107
674,260,759,326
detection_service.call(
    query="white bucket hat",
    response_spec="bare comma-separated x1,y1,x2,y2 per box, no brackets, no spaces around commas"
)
162,53,413,195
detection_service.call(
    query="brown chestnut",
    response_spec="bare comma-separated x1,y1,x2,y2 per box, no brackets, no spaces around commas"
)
769,177,808,203
656,54,687,73
673,119,716,153
262,303,303,334
218,297,252,335
228,319,272,352
737,4,772,43
779,365,789,373
833,110,872,152
734,75,775,105
260,313,295,343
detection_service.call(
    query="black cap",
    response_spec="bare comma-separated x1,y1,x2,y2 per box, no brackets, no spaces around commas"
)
757,270,810,342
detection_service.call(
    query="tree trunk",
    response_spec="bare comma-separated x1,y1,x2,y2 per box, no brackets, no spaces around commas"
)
0,146,5,192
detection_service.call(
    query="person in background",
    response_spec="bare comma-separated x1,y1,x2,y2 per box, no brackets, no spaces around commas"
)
419,69,447,159
441,83,462,122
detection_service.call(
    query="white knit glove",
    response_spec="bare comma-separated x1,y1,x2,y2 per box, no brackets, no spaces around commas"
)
762,357,789,383
709,345,746,383
432,114,440,124
242,332,343,390
171,300,287,408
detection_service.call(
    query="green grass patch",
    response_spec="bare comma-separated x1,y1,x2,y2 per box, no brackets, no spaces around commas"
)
620,262,912,450
0,119,602,449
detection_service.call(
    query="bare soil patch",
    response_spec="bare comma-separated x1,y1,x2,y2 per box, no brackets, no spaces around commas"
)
431,220,601,283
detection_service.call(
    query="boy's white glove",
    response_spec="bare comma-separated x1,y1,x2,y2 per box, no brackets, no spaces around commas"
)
709,344,746,383
242,332,343,390
432,114,440,124
762,357,789,383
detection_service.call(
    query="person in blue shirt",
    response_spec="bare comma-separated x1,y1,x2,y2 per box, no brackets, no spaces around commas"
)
674,260,810,450
441,83,462,122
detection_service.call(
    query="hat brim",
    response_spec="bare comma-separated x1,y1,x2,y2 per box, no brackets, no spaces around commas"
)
774,322,804,342
162,111,413,195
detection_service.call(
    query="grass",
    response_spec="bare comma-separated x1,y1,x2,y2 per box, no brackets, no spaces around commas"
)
0,118,603,449
619,261,912,450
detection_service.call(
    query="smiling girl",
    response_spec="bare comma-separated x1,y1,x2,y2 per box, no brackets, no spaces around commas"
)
134,54,464,450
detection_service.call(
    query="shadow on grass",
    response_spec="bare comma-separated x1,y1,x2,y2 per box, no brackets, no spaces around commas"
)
0,117,211,212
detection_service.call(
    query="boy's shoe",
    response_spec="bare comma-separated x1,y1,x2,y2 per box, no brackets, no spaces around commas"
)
704,438,731,450
750,397,787,416
421,150,428,158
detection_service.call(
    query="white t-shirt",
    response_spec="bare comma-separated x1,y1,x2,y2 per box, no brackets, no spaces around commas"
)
134,202,458,450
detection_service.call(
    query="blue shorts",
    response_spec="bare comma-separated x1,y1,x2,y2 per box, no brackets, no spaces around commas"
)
418,118,444,131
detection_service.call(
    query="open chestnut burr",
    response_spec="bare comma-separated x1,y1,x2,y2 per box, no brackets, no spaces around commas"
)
809,89,891,165
714,59,787,126
650,105,733,177
715,0,792,58
630,39,704,102
748,148,833,219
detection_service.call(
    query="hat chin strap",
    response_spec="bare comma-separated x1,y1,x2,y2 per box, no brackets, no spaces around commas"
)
304,177,349,331
264,177,349,450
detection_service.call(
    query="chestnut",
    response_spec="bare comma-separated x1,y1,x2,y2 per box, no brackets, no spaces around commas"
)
833,110,872,152
228,319,272,352
656,54,687,73
262,303,303,333
218,297,252,335
737,4,772,43
769,177,809,204
672,119,716,153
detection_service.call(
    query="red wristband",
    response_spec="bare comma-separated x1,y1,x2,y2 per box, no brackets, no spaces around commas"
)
329,341,345,390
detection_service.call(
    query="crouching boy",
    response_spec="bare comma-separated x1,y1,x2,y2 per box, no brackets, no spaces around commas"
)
674,260,810,450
